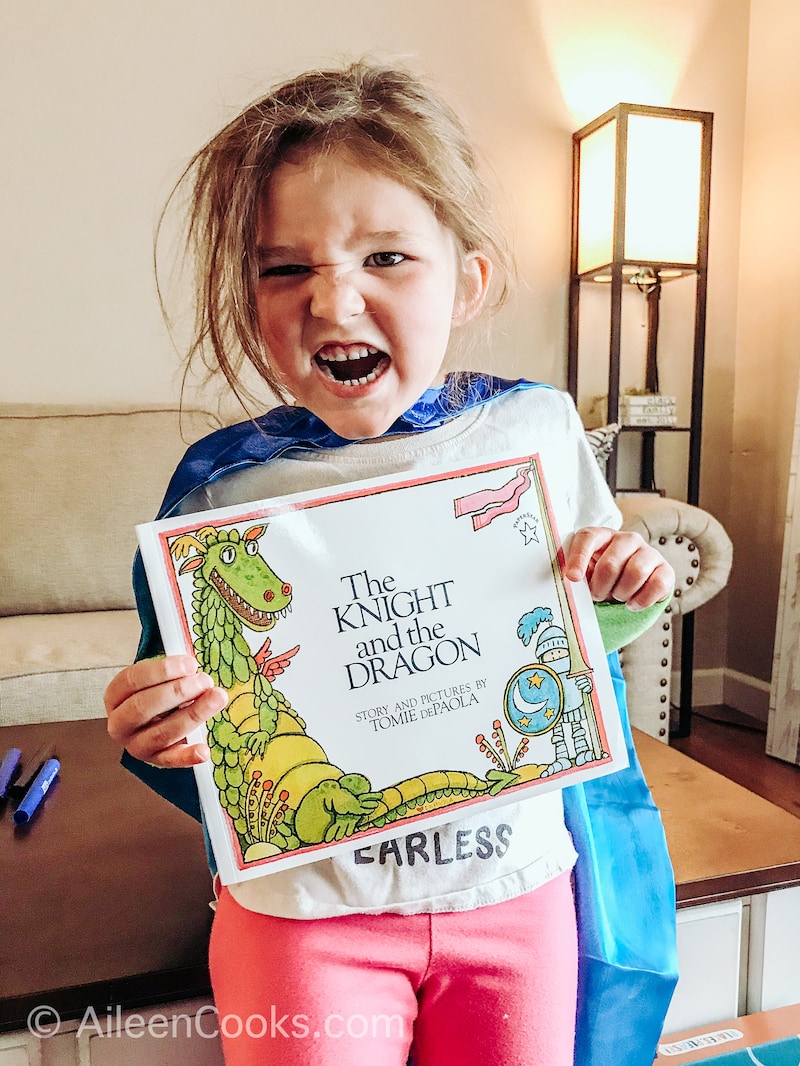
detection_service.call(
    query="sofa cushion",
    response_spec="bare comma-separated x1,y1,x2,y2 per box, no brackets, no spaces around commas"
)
0,611,142,725
0,404,224,616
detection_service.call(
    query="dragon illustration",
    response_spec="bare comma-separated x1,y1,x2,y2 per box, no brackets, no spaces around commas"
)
171,524,517,865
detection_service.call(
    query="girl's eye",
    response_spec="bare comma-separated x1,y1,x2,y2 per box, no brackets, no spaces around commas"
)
258,263,310,278
365,252,406,268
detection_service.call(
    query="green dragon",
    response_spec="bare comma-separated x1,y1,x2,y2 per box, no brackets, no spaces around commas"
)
172,524,517,865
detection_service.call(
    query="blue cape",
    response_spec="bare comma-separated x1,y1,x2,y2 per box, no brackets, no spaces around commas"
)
124,373,677,1064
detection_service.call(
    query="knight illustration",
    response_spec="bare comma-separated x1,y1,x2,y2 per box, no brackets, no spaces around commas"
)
516,606,600,776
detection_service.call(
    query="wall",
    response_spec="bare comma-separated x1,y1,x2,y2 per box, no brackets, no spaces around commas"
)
725,0,800,709
1,0,572,410
2,0,747,410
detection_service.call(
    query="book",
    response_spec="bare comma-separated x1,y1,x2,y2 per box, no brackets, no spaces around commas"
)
137,453,628,884
621,404,677,418
624,414,679,427
621,394,677,407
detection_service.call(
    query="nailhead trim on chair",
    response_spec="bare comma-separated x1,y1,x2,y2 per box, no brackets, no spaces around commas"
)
613,496,732,742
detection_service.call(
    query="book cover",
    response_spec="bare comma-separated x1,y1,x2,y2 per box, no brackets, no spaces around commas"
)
137,453,628,884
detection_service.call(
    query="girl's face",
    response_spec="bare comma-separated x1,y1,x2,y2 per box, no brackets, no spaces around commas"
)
254,151,490,439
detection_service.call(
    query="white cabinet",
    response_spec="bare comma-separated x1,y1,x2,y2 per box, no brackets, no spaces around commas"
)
0,1002,223,1066
0,1033,40,1066
747,884,800,1013
664,900,744,1033
662,885,800,1038
76,1002,224,1066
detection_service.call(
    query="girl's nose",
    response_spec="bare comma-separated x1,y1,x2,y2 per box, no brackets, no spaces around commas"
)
308,270,366,323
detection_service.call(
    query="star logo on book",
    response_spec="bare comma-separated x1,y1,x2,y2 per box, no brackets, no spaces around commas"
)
517,518,539,544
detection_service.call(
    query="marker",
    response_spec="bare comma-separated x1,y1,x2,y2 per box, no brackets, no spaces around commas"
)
8,744,56,798
0,748,22,798
13,758,60,825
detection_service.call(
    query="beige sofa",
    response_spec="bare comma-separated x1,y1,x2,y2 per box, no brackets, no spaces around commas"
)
0,404,224,728
0,404,732,741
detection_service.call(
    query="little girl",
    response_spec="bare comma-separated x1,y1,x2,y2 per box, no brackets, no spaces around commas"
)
105,62,676,1066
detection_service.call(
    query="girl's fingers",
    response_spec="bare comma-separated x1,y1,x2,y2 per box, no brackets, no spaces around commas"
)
620,563,675,611
104,655,227,765
121,685,228,764
603,556,675,608
120,668,215,731
135,735,214,770
564,528,674,609
585,531,650,601
104,655,201,720
562,527,616,583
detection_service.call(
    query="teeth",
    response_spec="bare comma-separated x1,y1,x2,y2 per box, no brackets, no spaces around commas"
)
209,566,291,628
318,344,379,362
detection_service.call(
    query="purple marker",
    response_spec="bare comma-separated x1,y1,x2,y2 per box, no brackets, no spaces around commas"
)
13,758,60,825
0,748,22,798
9,743,56,798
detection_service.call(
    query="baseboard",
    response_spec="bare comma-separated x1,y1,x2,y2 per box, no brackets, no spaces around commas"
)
671,666,771,723
720,668,771,725
671,667,728,708
697,668,726,708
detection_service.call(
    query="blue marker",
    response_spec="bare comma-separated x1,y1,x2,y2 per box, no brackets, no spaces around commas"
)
0,748,22,798
13,758,60,825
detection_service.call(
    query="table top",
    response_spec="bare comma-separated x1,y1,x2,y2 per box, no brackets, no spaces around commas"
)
634,729,800,906
0,719,213,1032
2,720,799,1033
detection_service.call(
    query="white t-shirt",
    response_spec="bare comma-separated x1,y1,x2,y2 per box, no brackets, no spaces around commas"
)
180,387,620,918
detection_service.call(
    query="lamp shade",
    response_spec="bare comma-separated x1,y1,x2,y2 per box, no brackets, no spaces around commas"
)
574,104,712,277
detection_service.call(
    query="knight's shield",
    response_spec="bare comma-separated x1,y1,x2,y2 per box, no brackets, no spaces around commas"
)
503,663,564,736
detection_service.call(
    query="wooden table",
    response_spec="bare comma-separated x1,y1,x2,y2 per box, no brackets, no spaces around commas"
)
634,729,800,906
0,720,213,1032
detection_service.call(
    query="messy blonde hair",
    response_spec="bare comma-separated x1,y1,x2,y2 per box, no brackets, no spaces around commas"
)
160,60,514,408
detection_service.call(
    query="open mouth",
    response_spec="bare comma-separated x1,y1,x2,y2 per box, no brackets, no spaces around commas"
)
210,568,290,630
315,345,390,387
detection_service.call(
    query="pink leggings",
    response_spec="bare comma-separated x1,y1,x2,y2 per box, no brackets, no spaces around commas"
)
208,872,577,1066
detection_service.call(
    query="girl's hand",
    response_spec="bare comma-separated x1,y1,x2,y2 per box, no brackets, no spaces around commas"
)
104,655,228,768
563,527,674,611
